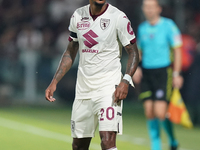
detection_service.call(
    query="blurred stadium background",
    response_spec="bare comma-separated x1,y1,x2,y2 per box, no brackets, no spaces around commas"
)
0,0,200,149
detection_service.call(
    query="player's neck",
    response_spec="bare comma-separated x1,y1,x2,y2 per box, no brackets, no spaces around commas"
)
148,16,160,25
90,3,108,16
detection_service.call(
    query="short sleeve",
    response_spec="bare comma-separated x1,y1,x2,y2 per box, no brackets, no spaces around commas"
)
116,13,136,47
68,12,78,42
167,20,182,48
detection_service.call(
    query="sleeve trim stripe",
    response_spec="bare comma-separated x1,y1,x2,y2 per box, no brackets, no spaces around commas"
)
130,38,136,44
68,37,73,42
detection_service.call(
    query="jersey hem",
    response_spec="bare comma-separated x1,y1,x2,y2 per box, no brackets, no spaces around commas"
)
71,134,95,138
75,91,115,100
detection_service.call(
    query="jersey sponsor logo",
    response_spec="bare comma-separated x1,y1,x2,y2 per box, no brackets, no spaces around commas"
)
127,22,134,35
77,21,90,30
83,30,99,48
82,49,99,53
100,18,110,30
81,17,89,21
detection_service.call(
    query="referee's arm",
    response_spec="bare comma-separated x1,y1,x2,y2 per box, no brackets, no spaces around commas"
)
173,47,183,89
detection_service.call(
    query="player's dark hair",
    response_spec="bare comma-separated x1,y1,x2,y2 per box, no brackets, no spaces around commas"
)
143,0,162,7
156,0,162,6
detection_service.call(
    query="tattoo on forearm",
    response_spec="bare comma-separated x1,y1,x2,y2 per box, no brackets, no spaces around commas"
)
54,52,72,82
125,43,139,76
53,41,79,83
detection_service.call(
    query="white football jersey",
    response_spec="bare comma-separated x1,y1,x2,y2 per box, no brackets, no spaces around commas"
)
69,4,136,99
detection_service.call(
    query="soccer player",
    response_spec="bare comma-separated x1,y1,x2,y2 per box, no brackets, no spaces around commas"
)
45,0,139,150
133,0,183,150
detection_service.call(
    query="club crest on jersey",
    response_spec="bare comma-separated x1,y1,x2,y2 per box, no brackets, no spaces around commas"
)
100,18,110,30
77,21,90,30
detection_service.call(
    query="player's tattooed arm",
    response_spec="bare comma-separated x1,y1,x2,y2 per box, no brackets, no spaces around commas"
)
124,43,139,77
53,41,79,83
45,41,78,102
114,43,139,102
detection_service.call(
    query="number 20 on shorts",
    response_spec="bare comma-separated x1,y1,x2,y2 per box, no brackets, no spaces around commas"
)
100,107,115,121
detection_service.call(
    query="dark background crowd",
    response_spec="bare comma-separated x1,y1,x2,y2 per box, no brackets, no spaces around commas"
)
0,0,200,126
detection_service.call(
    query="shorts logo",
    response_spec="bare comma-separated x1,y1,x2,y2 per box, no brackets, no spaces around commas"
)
71,120,75,132
156,89,164,99
77,21,90,30
127,22,134,35
100,18,110,30
117,112,122,116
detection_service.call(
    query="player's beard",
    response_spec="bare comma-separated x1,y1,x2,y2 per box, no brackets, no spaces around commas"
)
94,1,105,7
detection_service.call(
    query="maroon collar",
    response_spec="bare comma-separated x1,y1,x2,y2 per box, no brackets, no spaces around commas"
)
89,3,109,21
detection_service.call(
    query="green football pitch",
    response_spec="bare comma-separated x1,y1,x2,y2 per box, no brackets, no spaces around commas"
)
0,102,199,150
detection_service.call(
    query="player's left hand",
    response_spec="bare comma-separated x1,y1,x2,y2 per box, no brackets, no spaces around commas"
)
114,80,129,103
173,75,183,89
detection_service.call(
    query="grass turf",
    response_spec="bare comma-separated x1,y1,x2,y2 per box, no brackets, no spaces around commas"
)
0,102,199,150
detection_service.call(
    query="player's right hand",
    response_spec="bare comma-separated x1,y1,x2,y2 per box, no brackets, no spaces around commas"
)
114,81,129,103
45,84,56,102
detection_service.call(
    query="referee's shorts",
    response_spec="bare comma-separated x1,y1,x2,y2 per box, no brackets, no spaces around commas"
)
139,66,173,102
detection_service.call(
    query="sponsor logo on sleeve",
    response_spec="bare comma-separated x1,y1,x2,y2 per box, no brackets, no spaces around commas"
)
127,22,134,35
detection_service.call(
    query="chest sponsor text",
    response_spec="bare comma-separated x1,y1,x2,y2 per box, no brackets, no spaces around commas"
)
82,49,99,53
77,21,90,30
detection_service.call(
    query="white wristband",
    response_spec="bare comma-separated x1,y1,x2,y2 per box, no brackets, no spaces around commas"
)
123,74,132,83
173,71,180,77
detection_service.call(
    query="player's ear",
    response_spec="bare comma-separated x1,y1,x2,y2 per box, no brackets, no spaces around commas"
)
158,5,162,14
141,3,144,11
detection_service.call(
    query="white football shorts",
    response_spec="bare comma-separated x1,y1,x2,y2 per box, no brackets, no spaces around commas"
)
71,94,123,138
